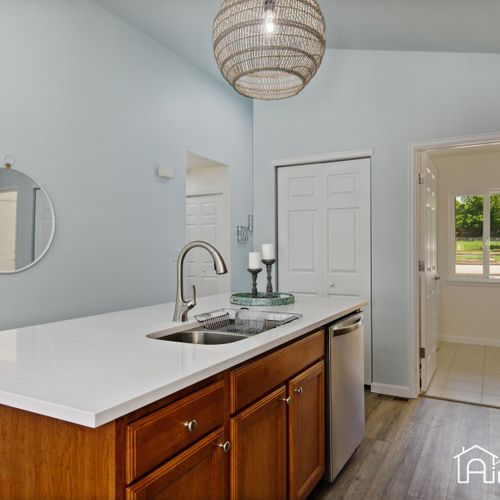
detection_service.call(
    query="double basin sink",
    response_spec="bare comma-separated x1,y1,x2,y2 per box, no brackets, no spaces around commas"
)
147,308,302,345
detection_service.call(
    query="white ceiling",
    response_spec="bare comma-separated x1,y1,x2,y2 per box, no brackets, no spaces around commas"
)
93,0,500,80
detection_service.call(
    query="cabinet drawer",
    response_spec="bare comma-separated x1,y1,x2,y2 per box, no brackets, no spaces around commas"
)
126,381,225,483
230,330,324,413
126,428,226,500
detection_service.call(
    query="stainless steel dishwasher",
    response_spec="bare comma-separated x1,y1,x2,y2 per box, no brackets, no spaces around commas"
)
325,311,365,482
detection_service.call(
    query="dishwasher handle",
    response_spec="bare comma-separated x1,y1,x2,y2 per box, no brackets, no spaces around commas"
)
331,313,363,337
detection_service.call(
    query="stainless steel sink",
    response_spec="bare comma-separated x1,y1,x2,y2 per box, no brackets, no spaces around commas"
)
147,308,302,345
152,329,248,345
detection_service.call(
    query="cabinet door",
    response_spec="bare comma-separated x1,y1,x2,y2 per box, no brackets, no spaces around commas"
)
126,428,227,500
230,387,288,500
289,361,325,500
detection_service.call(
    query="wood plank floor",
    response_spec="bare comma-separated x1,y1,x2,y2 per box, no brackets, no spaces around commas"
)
310,392,500,500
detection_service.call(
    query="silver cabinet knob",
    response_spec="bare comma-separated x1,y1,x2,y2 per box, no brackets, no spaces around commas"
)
278,396,292,405
219,441,231,453
329,283,335,288
184,419,198,433
435,274,441,281
294,387,303,395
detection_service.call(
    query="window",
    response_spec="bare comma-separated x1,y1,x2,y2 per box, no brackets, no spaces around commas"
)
452,190,500,281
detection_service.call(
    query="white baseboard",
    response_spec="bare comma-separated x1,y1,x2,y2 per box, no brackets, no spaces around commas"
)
370,383,413,399
440,335,500,348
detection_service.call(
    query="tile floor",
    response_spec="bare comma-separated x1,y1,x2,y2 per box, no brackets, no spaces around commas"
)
425,342,500,407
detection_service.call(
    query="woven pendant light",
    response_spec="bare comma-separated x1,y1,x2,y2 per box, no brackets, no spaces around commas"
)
213,0,326,100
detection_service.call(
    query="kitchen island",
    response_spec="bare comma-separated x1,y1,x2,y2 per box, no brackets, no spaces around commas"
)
0,294,366,499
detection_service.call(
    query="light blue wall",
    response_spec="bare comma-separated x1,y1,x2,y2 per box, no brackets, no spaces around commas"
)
0,0,253,330
253,49,500,390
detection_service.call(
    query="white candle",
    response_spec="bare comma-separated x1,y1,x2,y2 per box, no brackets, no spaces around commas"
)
248,252,262,269
261,243,275,261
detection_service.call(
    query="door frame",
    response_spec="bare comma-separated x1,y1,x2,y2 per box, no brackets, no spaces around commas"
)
409,131,500,398
273,148,374,383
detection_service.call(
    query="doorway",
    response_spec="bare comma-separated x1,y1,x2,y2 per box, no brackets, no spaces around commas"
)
186,152,230,297
412,133,500,407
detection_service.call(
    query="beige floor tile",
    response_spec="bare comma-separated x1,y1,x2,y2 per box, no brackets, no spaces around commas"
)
453,353,485,365
484,375,500,384
484,363,500,377
449,362,483,375
455,346,485,358
440,389,482,404
437,357,454,371
485,350,500,360
425,384,442,397
447,371,482,383
430,369,448,383
483,377,500,396
482,394,500,407
444,379,482,393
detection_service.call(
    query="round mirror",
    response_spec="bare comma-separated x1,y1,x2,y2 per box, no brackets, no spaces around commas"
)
0,168,55,273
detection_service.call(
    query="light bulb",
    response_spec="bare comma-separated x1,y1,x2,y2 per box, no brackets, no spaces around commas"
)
263,8,276,34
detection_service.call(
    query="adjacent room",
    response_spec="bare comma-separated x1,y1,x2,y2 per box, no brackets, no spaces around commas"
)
420,144,500,407
1,1,500,499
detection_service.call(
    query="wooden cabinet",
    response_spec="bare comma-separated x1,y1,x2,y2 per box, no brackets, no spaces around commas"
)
230,387,288,500
126,429,227,500
289,361,325,500
229,330,325,500
230,330,324,412
126,381,224,483
0,329,327,500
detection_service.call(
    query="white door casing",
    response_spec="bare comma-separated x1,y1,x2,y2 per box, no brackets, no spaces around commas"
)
419,155,439,391
0,190,18,271
186,194,229,297
277,158,372,383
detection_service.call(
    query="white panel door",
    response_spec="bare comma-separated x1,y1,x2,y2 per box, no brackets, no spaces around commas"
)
277,164,323,297
278,159,372,383
186,194,229,297
34,189,52,260
0,190,18,271
420,158,439,391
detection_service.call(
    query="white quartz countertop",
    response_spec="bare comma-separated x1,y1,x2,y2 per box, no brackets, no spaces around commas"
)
0,294,366,428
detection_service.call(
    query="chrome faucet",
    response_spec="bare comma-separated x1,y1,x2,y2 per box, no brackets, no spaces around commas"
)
173,241,228,322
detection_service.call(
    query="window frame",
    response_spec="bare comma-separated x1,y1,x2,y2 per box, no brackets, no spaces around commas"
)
449,189,500,284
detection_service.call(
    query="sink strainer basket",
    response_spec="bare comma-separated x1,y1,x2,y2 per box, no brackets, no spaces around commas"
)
194,308,302,336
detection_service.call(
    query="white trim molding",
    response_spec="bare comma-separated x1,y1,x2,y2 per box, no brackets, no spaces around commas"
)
272,149,374,167
409,131,500,399
371,383,412,399
440,335,500,348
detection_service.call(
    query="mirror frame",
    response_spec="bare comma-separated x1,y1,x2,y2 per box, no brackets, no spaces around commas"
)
0,168,56,274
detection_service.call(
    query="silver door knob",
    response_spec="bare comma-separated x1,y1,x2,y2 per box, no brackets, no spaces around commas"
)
219,441,231,453
294,387,303,395
278,396,292,405
184,419,198,432
435,274,441,281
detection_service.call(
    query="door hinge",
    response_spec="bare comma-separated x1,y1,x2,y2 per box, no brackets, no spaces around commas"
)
420,347,426,359
418,173,424,185
418,260,425,272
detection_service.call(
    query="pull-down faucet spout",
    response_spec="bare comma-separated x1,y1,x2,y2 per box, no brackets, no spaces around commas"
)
173,241,228,322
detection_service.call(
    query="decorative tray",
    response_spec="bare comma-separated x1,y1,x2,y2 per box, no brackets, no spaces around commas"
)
230,292,295,307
